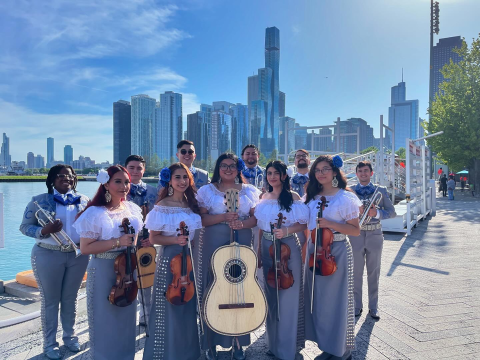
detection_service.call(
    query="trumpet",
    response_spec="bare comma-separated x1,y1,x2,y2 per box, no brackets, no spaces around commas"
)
358,188,382,227
34,201,82,257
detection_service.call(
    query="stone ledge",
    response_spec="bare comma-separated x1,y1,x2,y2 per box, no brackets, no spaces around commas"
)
4,280,86,301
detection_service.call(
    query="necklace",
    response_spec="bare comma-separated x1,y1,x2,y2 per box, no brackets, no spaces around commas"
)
108,203,124,211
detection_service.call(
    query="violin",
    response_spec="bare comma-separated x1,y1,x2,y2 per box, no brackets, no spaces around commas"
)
109,218,138,307
309,196,336,277
165,221,195,306
267,213,294,290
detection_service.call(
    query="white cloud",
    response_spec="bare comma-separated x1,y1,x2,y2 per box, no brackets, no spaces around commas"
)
0,99,113,163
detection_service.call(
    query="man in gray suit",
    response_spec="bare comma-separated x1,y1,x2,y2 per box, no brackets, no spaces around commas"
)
350,161,396,320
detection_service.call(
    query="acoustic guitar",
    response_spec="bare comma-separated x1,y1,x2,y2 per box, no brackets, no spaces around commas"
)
203,188,267,336
136,203,156,289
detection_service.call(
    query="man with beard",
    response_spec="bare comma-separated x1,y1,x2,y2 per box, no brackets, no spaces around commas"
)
158,140,210,190
241,144,265,190
290,149,310,198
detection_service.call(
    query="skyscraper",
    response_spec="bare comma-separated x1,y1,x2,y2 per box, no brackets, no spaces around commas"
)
211,111,232,159
388,80,420,150
279,116,295,155
131,94,156,161
432,36,464,99
34,155,45,169
212,101,234,112
0,133,11,167
47,137,54,167
230,104,249,156
248,27,281,157
64,145,73,165
158,91,182,161
27,152,35,169
113,100,131,165
187,111,209,162
279,91,286,118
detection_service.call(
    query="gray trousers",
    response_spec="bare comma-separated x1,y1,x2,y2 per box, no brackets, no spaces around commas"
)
31,245,89,352
350,228,384,311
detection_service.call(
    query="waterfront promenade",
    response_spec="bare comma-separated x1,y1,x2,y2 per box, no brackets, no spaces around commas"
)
1,189,479,359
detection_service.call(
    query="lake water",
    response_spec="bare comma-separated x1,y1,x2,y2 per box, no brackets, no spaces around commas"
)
0,182,102,281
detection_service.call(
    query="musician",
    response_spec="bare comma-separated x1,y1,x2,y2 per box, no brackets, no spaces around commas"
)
241,144,265,189
142,163,202,360
290,149,311,198
73,166,143,360
350,161,396,320
125,154,158,326
304,155,361,360
194,153,260,360
19,165,89,360
254,160,308,359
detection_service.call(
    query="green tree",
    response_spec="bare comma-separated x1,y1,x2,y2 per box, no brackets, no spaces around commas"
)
396,147,406,159
258,153,268,167
269,149,278,161
426,35,480,186
360,146,379,155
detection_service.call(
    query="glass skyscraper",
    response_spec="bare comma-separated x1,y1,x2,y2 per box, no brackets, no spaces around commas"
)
47,137,54,167
187,111,209,162
388,81,419,151
0,133,11,167
64,145,73,166
432,36,464,99
113,100,131,165
158,91,183,161
230,104,249,156
131,94,157,161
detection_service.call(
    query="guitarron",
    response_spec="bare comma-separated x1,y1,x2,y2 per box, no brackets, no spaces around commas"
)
203,188,267,336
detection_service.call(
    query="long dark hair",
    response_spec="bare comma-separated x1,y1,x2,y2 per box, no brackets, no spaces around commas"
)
76,165,130,218
157,163,200,214
46,164,78,194
265,160,294,212
211,153,247,184
305,155,349,204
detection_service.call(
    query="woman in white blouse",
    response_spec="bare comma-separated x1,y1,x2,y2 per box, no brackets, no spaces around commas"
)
142,163,203,360
303,155,361,360
74,165,143,360
194,153,260,360
254,160,308,360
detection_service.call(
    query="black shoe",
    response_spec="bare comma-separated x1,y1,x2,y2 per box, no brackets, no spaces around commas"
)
355,308,363,317
369,309,380,320
205,349,217,360
233,343,246,360
66,341,81,352
315,352,334,360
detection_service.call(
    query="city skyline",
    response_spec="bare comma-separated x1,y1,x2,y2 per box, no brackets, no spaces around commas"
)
1,1,479,162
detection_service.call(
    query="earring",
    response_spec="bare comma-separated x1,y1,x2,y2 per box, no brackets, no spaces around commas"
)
332,177,339,188
105,190,112,202
218,178,222,184
168,185,174,196
234,176,239,185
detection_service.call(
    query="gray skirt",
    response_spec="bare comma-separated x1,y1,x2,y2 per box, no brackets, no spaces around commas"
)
86,256,137,360
143,244,201,360
261,234,305,360
193,223,252,350
303,239,355,357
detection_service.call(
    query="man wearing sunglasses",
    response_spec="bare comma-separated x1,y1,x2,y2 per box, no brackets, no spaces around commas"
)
175,140,210,189
290,149,310,198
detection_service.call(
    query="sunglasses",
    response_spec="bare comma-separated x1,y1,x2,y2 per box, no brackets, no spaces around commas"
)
180,149,195,155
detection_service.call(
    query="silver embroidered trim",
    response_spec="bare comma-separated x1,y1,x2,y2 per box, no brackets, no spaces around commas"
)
31,255,48,350
37,242,76,252
86,267,96,360
93,251,123,260
153,256,169,360
196,227,205,311
345,240,355,350
295,234,305,350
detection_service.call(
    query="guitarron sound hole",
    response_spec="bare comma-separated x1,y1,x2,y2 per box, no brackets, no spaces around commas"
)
224,259,246,283
140,254,152,267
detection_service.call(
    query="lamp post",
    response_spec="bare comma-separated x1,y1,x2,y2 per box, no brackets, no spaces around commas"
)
428,0,440,178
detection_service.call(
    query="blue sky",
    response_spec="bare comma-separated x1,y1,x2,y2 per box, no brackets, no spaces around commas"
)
1,0,479,163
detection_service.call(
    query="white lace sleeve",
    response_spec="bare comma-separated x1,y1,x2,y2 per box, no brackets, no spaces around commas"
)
339,191,362,221
73,207,103,239
290,201,309,224
196,184,213,209
242,184,261,208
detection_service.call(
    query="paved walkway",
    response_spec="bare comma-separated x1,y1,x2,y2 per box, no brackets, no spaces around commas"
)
1,189,479,359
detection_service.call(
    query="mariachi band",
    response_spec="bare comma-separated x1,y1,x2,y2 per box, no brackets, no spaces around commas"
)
20,140,395,360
